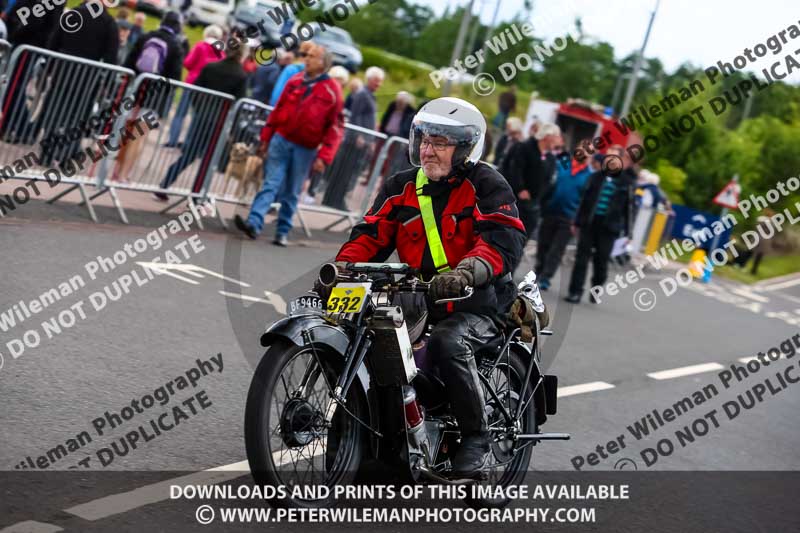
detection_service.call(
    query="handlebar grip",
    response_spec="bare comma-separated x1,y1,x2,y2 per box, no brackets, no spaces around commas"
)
433,286,474,306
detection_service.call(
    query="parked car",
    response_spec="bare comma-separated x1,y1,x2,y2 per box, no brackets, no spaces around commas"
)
186,0,236,27
308,23,362,73
226,0,293,47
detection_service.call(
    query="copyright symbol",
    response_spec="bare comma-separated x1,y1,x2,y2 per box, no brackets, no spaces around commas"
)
601,154,623,176
60,10,83,33
254,46,276,67
614,458,638,470
633,288,656,312
472,73,496,97
195,504,214,525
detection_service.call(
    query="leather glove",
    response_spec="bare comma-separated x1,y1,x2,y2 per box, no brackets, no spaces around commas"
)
430,257,493,302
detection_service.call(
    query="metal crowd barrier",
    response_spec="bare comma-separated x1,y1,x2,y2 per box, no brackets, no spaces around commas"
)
85,73,234,226
204,97,404,237
0,45,134,221
0,39,12,88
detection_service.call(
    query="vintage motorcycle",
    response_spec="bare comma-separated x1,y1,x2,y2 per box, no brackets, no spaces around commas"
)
245,262,569,509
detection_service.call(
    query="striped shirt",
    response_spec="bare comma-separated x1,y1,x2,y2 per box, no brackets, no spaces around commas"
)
594,177,617,217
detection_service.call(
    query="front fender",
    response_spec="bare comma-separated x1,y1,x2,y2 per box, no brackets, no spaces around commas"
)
261,314,350,354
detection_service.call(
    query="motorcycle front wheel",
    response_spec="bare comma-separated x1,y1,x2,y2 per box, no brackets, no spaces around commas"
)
245,339,366,508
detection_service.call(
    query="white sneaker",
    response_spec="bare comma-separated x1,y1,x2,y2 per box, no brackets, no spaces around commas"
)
301,193,316,205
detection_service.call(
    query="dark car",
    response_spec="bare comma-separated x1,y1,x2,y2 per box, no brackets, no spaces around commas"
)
308,23,362,73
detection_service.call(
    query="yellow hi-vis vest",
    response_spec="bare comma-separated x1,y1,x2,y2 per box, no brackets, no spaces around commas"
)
415,168,451,273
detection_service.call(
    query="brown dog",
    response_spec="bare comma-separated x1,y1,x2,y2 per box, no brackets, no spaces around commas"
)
223,142,264,199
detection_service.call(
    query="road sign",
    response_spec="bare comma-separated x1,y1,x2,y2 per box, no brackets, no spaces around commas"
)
713,180,740,209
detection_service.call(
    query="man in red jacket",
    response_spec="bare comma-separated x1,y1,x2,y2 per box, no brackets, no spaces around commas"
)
335,98,526,477
235,43,344,246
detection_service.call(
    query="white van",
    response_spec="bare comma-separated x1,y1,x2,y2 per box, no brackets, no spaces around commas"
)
186,0,237,27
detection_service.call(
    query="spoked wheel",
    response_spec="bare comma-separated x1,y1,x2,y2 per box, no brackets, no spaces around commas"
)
245,340,365,508
465,348,536,509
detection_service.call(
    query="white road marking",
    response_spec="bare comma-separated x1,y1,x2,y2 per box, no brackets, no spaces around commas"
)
557,381,615,397
647,362,725,380
738,354,786,364
758,275,800,292
0,521,63,533
136,262,200,284
64,448,323,521
730,286,770,303
136,263,250,287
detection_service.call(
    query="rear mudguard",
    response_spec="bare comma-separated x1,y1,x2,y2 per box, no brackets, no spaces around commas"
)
509,341,557,426
260,314,376,446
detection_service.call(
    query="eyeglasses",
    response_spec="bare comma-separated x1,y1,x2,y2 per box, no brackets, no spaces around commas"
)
420,139,455,152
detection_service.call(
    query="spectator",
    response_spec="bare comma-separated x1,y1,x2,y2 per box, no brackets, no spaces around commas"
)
117,19,134,65
348,66,384,130
156,43,249,200
251,49,294,103
0,0,62,143
379,91,416,139
343,77,363,118
492,85,516,128
165,23,224,148
268,42,313,106
124,10,184,79
564,145,636,304
504,122,561,244
535,150,593,290
327,65,350,89
6,0,62,48
116,6,130,23
129,12,146,46
234,43,344,246
301,64,351,204
48,0,118,63
493,116,524,171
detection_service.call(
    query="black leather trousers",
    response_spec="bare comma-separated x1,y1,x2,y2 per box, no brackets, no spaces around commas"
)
427,312,499,437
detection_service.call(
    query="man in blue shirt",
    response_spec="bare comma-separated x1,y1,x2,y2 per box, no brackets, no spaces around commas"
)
536,151,593,290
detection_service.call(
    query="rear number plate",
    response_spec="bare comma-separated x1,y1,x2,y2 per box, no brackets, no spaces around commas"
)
288,295,324,315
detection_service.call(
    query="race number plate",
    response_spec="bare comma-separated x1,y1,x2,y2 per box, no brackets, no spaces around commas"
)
327,283,370,314
288,295,324,316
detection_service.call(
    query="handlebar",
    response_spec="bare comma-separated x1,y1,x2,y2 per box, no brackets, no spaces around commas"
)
319,262,473,306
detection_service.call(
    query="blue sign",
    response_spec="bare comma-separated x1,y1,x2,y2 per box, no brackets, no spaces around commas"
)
669,204,733,251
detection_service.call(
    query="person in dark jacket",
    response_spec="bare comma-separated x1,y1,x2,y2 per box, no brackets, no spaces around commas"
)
251,49,294,103
493,116,524,171
0,0,63,143
335,98,526,478
503,122,560,244
124,11,184,81
156,43,248,199
565,145,635,303
379,91,416,139
535,150,593,290
48,0,118,63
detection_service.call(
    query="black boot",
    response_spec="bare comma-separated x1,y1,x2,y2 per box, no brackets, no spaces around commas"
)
234,214,258,240
451,433,490,478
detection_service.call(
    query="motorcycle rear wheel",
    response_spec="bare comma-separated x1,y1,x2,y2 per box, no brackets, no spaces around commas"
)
245,339,366,508
465,348,536,509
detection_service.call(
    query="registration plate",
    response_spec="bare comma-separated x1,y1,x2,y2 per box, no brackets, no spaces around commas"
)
327,283,370,314
288,295,324,316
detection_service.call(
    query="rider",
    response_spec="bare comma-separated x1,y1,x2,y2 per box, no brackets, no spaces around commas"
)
334,97,526,477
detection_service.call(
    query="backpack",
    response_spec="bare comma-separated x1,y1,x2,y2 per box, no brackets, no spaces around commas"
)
135,36,169,74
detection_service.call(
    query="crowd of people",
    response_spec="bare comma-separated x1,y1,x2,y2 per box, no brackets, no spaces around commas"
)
489,116,670,303
0,1,671,285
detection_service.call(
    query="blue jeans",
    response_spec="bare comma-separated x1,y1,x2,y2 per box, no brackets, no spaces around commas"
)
247,133,316,236
167,91,191,146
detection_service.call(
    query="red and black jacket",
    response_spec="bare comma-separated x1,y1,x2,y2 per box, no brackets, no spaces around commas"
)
336,162,527,320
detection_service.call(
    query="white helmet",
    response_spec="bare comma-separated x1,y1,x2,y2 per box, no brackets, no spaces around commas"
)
409,97,486,170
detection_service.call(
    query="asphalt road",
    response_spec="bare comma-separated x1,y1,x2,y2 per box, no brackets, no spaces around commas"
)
1,201,799,532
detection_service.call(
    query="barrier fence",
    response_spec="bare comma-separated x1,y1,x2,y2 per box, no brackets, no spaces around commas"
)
0,45,134,221
0,44,415,234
